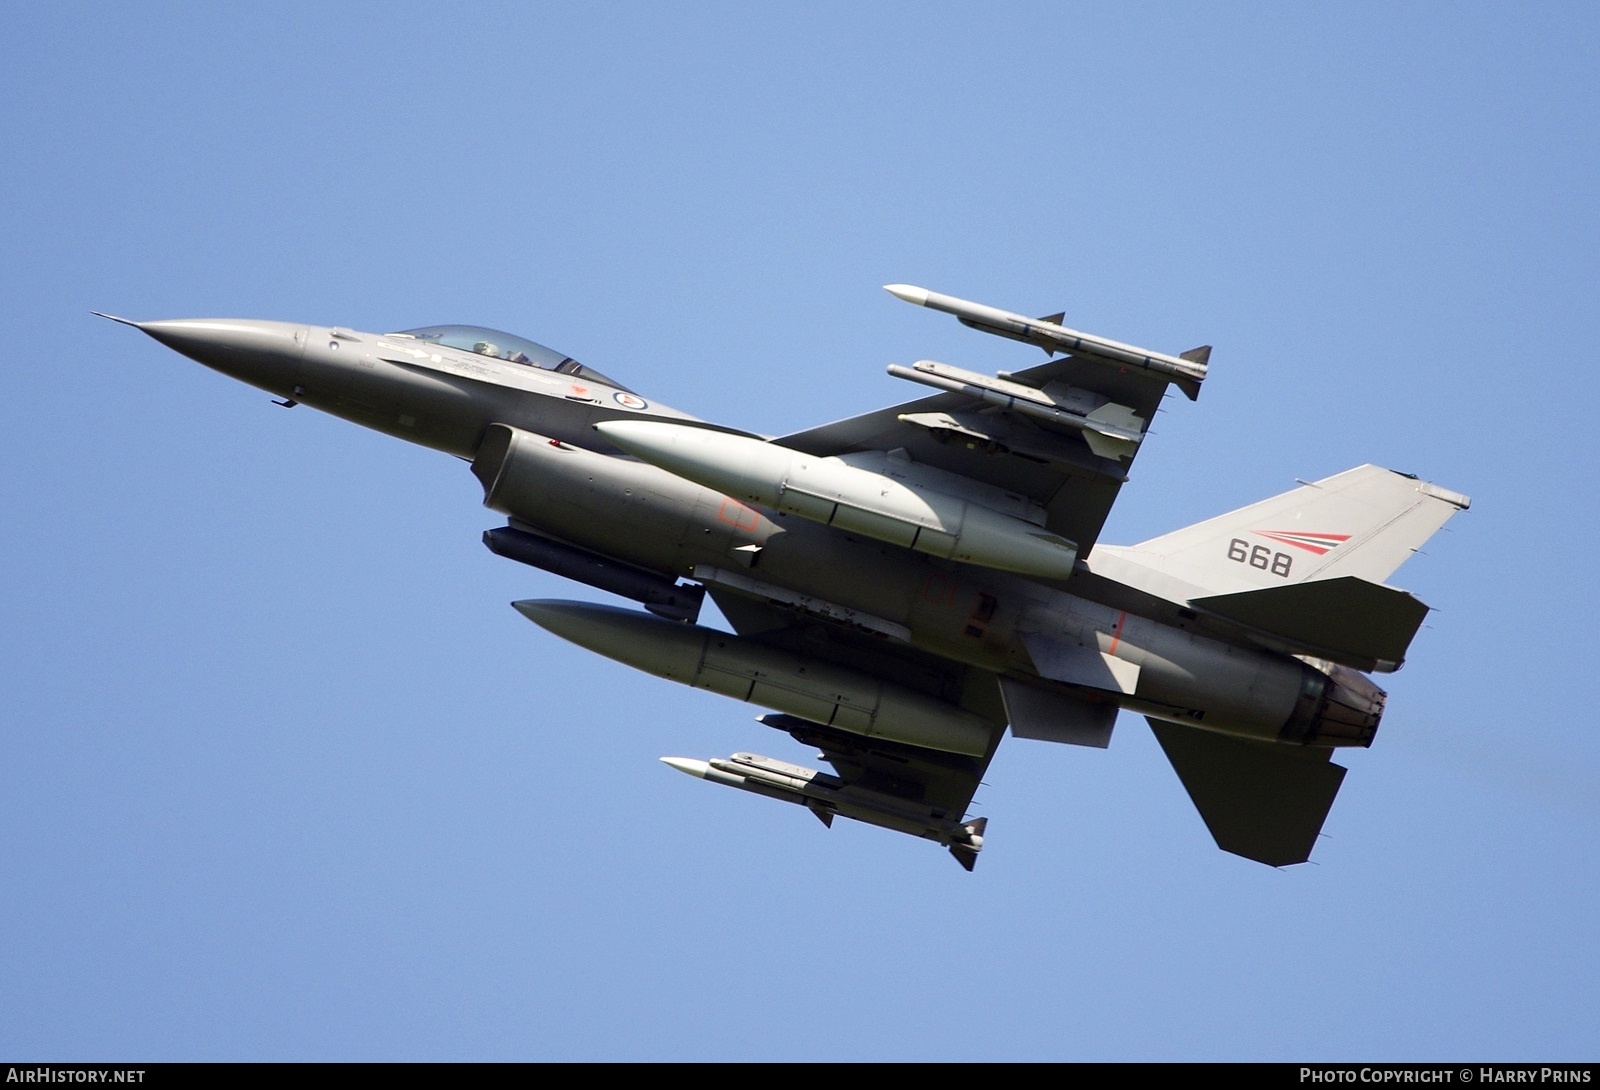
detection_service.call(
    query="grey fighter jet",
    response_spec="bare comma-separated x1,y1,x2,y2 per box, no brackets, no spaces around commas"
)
100,287,1468,870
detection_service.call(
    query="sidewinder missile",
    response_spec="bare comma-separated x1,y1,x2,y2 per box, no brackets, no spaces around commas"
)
660,752,989,870
593,419,1079,582
513,600,992,756
884,283,1208,399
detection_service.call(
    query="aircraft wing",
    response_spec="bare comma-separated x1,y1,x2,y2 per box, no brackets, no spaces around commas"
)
757,712,994,831
777,325,1202,560
707,587,1005,866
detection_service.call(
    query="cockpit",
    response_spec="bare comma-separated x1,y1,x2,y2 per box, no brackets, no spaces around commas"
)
388,325,632,391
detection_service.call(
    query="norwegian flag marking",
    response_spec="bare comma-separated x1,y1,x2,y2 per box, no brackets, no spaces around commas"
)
1254,530,1352,555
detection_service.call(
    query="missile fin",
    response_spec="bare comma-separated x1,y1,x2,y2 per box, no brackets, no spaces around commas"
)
1036,312,1065,355
947,817,987,871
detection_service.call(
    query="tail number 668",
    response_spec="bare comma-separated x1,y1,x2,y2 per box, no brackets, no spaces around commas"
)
1227,539,1292,578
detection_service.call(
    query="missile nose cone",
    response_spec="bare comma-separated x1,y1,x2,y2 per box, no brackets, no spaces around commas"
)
660,757,711,779
883,283,930,307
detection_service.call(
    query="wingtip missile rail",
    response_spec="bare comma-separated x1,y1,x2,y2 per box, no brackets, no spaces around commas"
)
884,283,1209,400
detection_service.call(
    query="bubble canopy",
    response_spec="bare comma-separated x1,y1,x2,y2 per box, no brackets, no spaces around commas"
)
389,324,630,391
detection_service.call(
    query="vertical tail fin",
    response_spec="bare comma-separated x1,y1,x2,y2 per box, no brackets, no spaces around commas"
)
1095,465,1469,597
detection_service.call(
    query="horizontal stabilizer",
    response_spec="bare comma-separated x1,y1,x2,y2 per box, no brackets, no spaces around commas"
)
1191,575,1429,668
1149,719,1346,866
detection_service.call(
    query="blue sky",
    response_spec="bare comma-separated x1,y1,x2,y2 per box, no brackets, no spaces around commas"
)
3,2,1597,1061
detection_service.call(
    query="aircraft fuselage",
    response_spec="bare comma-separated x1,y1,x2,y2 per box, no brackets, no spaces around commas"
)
124,316,1366,753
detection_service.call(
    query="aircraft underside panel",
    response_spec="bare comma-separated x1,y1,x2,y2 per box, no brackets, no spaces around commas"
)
998,675,1118,749
1019,632,1140,694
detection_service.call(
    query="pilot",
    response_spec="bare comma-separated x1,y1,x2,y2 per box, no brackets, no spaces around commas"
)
473,341,500,358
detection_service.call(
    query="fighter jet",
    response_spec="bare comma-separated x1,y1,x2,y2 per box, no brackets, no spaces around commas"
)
99,286,1468,870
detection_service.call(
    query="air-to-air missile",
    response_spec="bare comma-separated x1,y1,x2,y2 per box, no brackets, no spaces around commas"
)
660,749,988,871
883,283,1210,399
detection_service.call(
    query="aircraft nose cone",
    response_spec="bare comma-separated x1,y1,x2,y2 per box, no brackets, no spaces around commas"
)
132,318,307,394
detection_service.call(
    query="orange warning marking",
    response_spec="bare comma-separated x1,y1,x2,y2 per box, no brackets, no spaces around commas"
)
1107,610,1127,656
716,498,759,531
920,572,958,606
